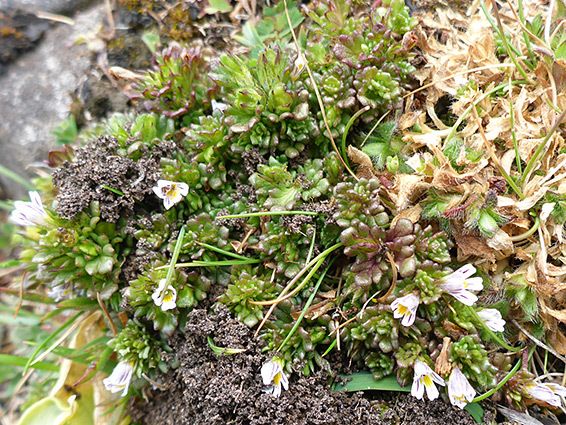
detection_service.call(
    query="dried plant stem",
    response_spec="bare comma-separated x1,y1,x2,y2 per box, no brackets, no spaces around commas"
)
97,292,118,336
404,64,515,98
471,104,525,200
508,78,522,174
521,107,566,188
283,0,358,181
512,319,566,364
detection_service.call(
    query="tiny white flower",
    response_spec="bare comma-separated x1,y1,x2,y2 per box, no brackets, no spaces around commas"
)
526,382,566,407
406,154,425,173
48,284,73,301
261,358,289,397
211,99,227,114
152,279,177,311
448,367,476,409
391,293,419,326
411,359,445,401
103,361,134,397
438,264,483,306
291,53,307,81
477,308,506,333
11,191,49,227
152,180,189,210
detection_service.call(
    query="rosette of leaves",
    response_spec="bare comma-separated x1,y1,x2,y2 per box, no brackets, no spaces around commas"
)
135,43,218,120
132,212,174,257
218,264,277,327
257,218,313,279
108,319,170,377
183,113,233,169
450,335,497,388
19,201,130,301
261,300,330,376
249,155,332,210
125,266,212,335
333,178,389,228
342,305,399,363
84,113,176,159
168,212,230,261
210,47,322,159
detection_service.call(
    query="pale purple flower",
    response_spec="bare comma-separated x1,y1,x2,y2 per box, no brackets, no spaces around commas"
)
448,367,476,409
411,359,445,401
152,279,177,311
291,53,307,81
391,294,420,326
103,361,134,397
477,308,506,333
152,180,189,210
11,191,49,227
261,358,289,397
438,264,483,306
526,382,566,407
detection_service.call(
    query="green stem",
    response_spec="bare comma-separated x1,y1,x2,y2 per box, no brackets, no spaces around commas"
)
277,258,336,352
508,216,540,242
217,211,319,219
472,358,522,402
467,306,523,352
194,241,255,261
517,0,536,66
521,108,566,187
163,226,185,293
480,0,530,80
342,106,370,167
157,259,262,269
508,81,522,174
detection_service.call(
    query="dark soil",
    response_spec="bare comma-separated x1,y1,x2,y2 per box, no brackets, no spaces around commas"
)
52,135,173,222
129,304,485,425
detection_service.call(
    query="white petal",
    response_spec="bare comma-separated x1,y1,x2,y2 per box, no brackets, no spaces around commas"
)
411,378,424,399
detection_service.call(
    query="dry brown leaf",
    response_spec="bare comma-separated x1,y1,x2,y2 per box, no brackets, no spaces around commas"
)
388,174,430,211
290,300,333,321
454,232,496,263
347,145,376,180
435,337,452,375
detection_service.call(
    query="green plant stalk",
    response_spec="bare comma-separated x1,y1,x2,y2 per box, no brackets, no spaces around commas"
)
207,336,246,356
101,185,125,196
157,259,262,270
480,0,530,79
252,243,342,307
472,358,522,402
322,339,338,357
0,164,35,190
467,306,522,352
508,80,522,174
517,0,536,65
342,106,370,167
217,211,320,219
521,107,566,187
277,257,336,352
0,354,60,372
508,216,540,242
195,241,257,261
306,227,316,265
162,225,185,294
23,311,85,374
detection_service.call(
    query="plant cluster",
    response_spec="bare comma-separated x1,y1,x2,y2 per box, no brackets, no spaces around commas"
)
7,1,566,423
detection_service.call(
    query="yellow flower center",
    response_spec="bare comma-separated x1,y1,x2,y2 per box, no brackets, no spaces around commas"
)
398,305,408,315
423,375,433,388
273,371,281,386
163,289,175,303
163,184,179,199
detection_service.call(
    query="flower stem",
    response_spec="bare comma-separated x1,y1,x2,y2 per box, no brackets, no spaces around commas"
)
472,358,522,402
163,225,185,293
467,306,523,352
217,211,319,219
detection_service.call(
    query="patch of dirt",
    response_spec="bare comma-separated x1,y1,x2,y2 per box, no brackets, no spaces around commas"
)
52,135,172,222
129,305,483,425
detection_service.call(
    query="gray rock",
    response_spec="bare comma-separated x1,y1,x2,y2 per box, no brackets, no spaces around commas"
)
0,0,96,15
0,2,106,199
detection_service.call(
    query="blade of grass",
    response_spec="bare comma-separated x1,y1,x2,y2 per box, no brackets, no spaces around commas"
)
473,358,522,402
155,259,262,270
277,257,335,352
0,354,60,372
0,165,35,190
23,311,85,374
194,241,258,261
217,211,319,219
